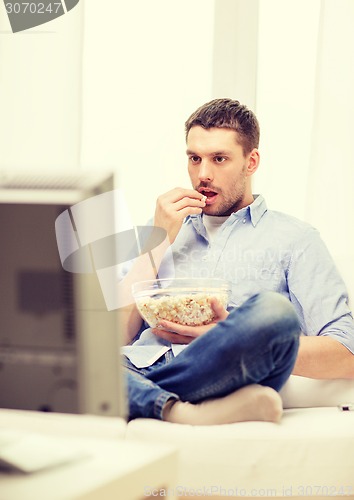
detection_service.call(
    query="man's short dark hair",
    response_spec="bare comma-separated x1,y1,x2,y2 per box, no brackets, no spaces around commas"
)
185,98,260,155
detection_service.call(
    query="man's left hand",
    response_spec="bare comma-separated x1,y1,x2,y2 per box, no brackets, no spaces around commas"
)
151,298,229,344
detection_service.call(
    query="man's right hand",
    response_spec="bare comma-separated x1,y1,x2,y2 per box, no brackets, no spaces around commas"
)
154,187,206,243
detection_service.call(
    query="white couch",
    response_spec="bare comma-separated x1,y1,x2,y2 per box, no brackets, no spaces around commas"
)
124,265,354,499
1,378,354,500
126,376,354,499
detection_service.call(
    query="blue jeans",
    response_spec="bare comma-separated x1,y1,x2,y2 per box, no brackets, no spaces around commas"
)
123,291,301,421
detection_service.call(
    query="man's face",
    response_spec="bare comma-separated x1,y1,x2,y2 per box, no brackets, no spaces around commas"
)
186,126,258,216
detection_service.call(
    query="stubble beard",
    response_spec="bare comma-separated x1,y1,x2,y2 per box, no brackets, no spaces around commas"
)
203,173,248,217
207,190,246,216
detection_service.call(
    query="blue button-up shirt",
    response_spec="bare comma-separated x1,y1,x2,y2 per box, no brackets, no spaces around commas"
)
122,195,354,368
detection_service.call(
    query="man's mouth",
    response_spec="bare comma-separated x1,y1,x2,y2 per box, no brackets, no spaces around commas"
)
198,188,219,205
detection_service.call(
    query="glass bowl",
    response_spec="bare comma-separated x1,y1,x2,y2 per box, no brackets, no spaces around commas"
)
132,278,231,328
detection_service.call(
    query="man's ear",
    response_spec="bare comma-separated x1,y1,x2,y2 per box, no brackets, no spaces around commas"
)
246,148,260,176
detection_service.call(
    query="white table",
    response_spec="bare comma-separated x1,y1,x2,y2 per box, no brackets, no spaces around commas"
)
0,410,178,500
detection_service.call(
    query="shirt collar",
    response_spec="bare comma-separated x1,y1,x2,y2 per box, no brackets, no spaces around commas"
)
248,194,267,226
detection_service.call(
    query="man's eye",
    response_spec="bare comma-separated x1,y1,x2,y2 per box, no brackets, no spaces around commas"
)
214,156,226,164
190,156,200,163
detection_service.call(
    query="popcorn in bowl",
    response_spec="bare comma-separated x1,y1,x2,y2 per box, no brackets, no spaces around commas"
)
132,278,231,328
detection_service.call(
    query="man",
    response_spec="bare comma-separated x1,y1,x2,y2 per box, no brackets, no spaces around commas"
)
121,98,354,425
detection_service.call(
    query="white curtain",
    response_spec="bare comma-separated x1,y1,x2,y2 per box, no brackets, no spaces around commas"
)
254,0,354,298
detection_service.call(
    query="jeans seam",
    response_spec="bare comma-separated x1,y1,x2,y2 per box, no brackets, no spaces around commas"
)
154,392,179,420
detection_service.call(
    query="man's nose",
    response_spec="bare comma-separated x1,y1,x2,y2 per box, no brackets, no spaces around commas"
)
198,160,213,182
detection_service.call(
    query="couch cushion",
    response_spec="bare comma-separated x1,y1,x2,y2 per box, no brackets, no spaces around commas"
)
126,407,354,495
280,374,354,408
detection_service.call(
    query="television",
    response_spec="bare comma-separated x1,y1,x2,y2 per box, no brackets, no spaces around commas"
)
0,170,126,419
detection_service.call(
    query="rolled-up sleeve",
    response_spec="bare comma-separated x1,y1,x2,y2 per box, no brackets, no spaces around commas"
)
287,228,354,354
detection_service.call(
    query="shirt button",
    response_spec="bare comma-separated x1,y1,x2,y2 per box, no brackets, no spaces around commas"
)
202,256,207,261
242,219,246,224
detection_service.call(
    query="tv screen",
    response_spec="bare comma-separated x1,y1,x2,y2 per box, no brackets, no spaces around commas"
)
0,171,126,419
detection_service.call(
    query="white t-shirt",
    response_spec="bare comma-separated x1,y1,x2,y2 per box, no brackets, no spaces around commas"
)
202,214,229,242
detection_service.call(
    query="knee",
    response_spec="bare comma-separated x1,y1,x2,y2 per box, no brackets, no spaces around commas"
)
252,291,300,334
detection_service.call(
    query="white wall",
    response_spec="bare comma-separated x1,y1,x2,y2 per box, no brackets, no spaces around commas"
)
80,0,215,225
305,0,354,294
0,2,83,170
253,0,354,297
305,0,354,256
0,0,215,223
212,0,259,108
1,0,353,271
254,0,321,220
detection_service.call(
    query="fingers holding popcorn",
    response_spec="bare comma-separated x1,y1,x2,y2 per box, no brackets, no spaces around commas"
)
150,297,230,344
154,188,206,243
